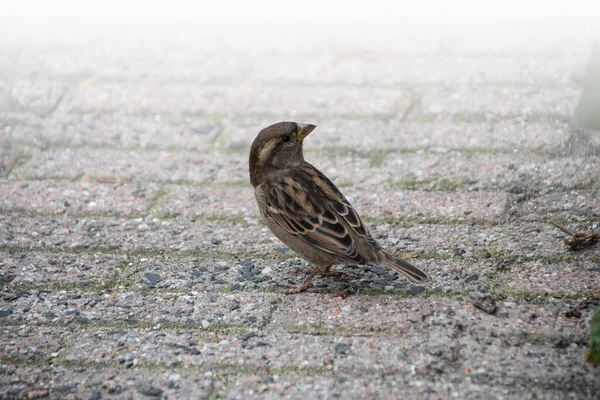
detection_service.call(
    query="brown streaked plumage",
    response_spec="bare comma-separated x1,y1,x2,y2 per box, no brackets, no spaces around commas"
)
249,121,430,294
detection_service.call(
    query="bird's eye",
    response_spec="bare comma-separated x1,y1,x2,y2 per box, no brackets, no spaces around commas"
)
281,135,291,143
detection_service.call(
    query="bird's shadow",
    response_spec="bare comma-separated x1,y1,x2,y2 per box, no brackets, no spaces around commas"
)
286,264,413,295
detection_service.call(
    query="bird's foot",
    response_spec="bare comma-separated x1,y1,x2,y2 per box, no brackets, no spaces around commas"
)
322,269,346,278
280,282,312,294
280,265,331,294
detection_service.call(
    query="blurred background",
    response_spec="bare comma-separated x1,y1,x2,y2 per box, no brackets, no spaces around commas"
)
2,2,600,145
3,2,600,132
1,1,600,212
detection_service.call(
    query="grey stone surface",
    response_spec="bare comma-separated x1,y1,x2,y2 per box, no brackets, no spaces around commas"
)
505,260,600,296
2,215,599,261
0,148,21,177
0,363,217,399
1,20,599,400
345,189,508,222
0,251,125,288
278,120,574,151
0,181,161,217
380,152,600,192
413,86,580,120
0,79,68,115
18,145,600,192
156,185,508,222
243,54,582,86
3,113,221,151
69,83,411,118
0,290,274,329
25,149,243,184
119,255,499,295
220,120,577,152
507,190,600,221
275,295,593,338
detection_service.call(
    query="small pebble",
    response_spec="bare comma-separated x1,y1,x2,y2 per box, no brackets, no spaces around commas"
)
335,343,350,355
471,293,497,314
144,273,162,286
410,285,426,295
137,385,163,397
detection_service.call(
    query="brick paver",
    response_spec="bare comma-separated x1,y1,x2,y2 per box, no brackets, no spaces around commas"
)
1,21,599,399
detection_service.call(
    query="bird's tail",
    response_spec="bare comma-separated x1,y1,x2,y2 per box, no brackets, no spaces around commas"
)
381,252,430,283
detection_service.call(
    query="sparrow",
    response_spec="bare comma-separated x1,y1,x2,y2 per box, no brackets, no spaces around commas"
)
249,121,430,294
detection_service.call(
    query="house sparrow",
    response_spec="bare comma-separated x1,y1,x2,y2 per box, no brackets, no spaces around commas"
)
249,121,430,294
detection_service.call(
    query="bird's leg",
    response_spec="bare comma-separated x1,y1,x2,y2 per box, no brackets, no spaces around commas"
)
289,264,343,277
281,264,332,294
320,265,347,278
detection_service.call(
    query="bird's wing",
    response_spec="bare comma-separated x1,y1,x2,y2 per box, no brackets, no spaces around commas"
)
264,164,381,264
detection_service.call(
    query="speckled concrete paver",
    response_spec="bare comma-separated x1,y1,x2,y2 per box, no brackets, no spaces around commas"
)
1,21,599,399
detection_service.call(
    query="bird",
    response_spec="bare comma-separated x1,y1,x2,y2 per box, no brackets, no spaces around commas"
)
249,121,430,294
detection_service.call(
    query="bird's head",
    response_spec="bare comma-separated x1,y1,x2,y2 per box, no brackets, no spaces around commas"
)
249,121,316,186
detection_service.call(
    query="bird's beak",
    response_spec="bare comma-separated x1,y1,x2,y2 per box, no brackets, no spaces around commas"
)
297,123,317,142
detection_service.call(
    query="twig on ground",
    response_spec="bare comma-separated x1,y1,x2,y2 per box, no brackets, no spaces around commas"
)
550,220,600,249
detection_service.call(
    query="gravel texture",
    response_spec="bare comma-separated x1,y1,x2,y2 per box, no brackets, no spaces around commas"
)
1,20,599,399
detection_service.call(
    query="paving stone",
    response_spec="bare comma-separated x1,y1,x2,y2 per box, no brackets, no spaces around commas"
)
0,80,68,115
25,148,378,187
345,189,507,222
0,181,160,217
60,328,595,390
421,259,497,294
505,260,600,297
0,251,125,288
245,54,580,86
314,149,599,194
0,215,275,254
275,296,594,338
221,119,273,151
156,185,506,222
382,152,600,192
0,34,253,84
156,185,257,219
304,120,573,151
413,86,580,120
0,325,69,363
2,322,594,398
0,113,44,146
508,190,600,221
2,216,599,261
130,256,236,291
122,254,501,295
0,363,593,400
1,322,598,398
0,148,20,177
225,373,594,400
26,149,246,184
289,21,594,58
21,146,599,194
402,22,595,56
373,221,600,260
106,243,596,299
69,83,411,117
0,89,25,113
221,124,598,191
3,113,222,151
0,364,217,400
0,290,274,328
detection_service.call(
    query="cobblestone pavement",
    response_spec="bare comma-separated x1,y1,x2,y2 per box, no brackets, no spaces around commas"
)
1,20,600,399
